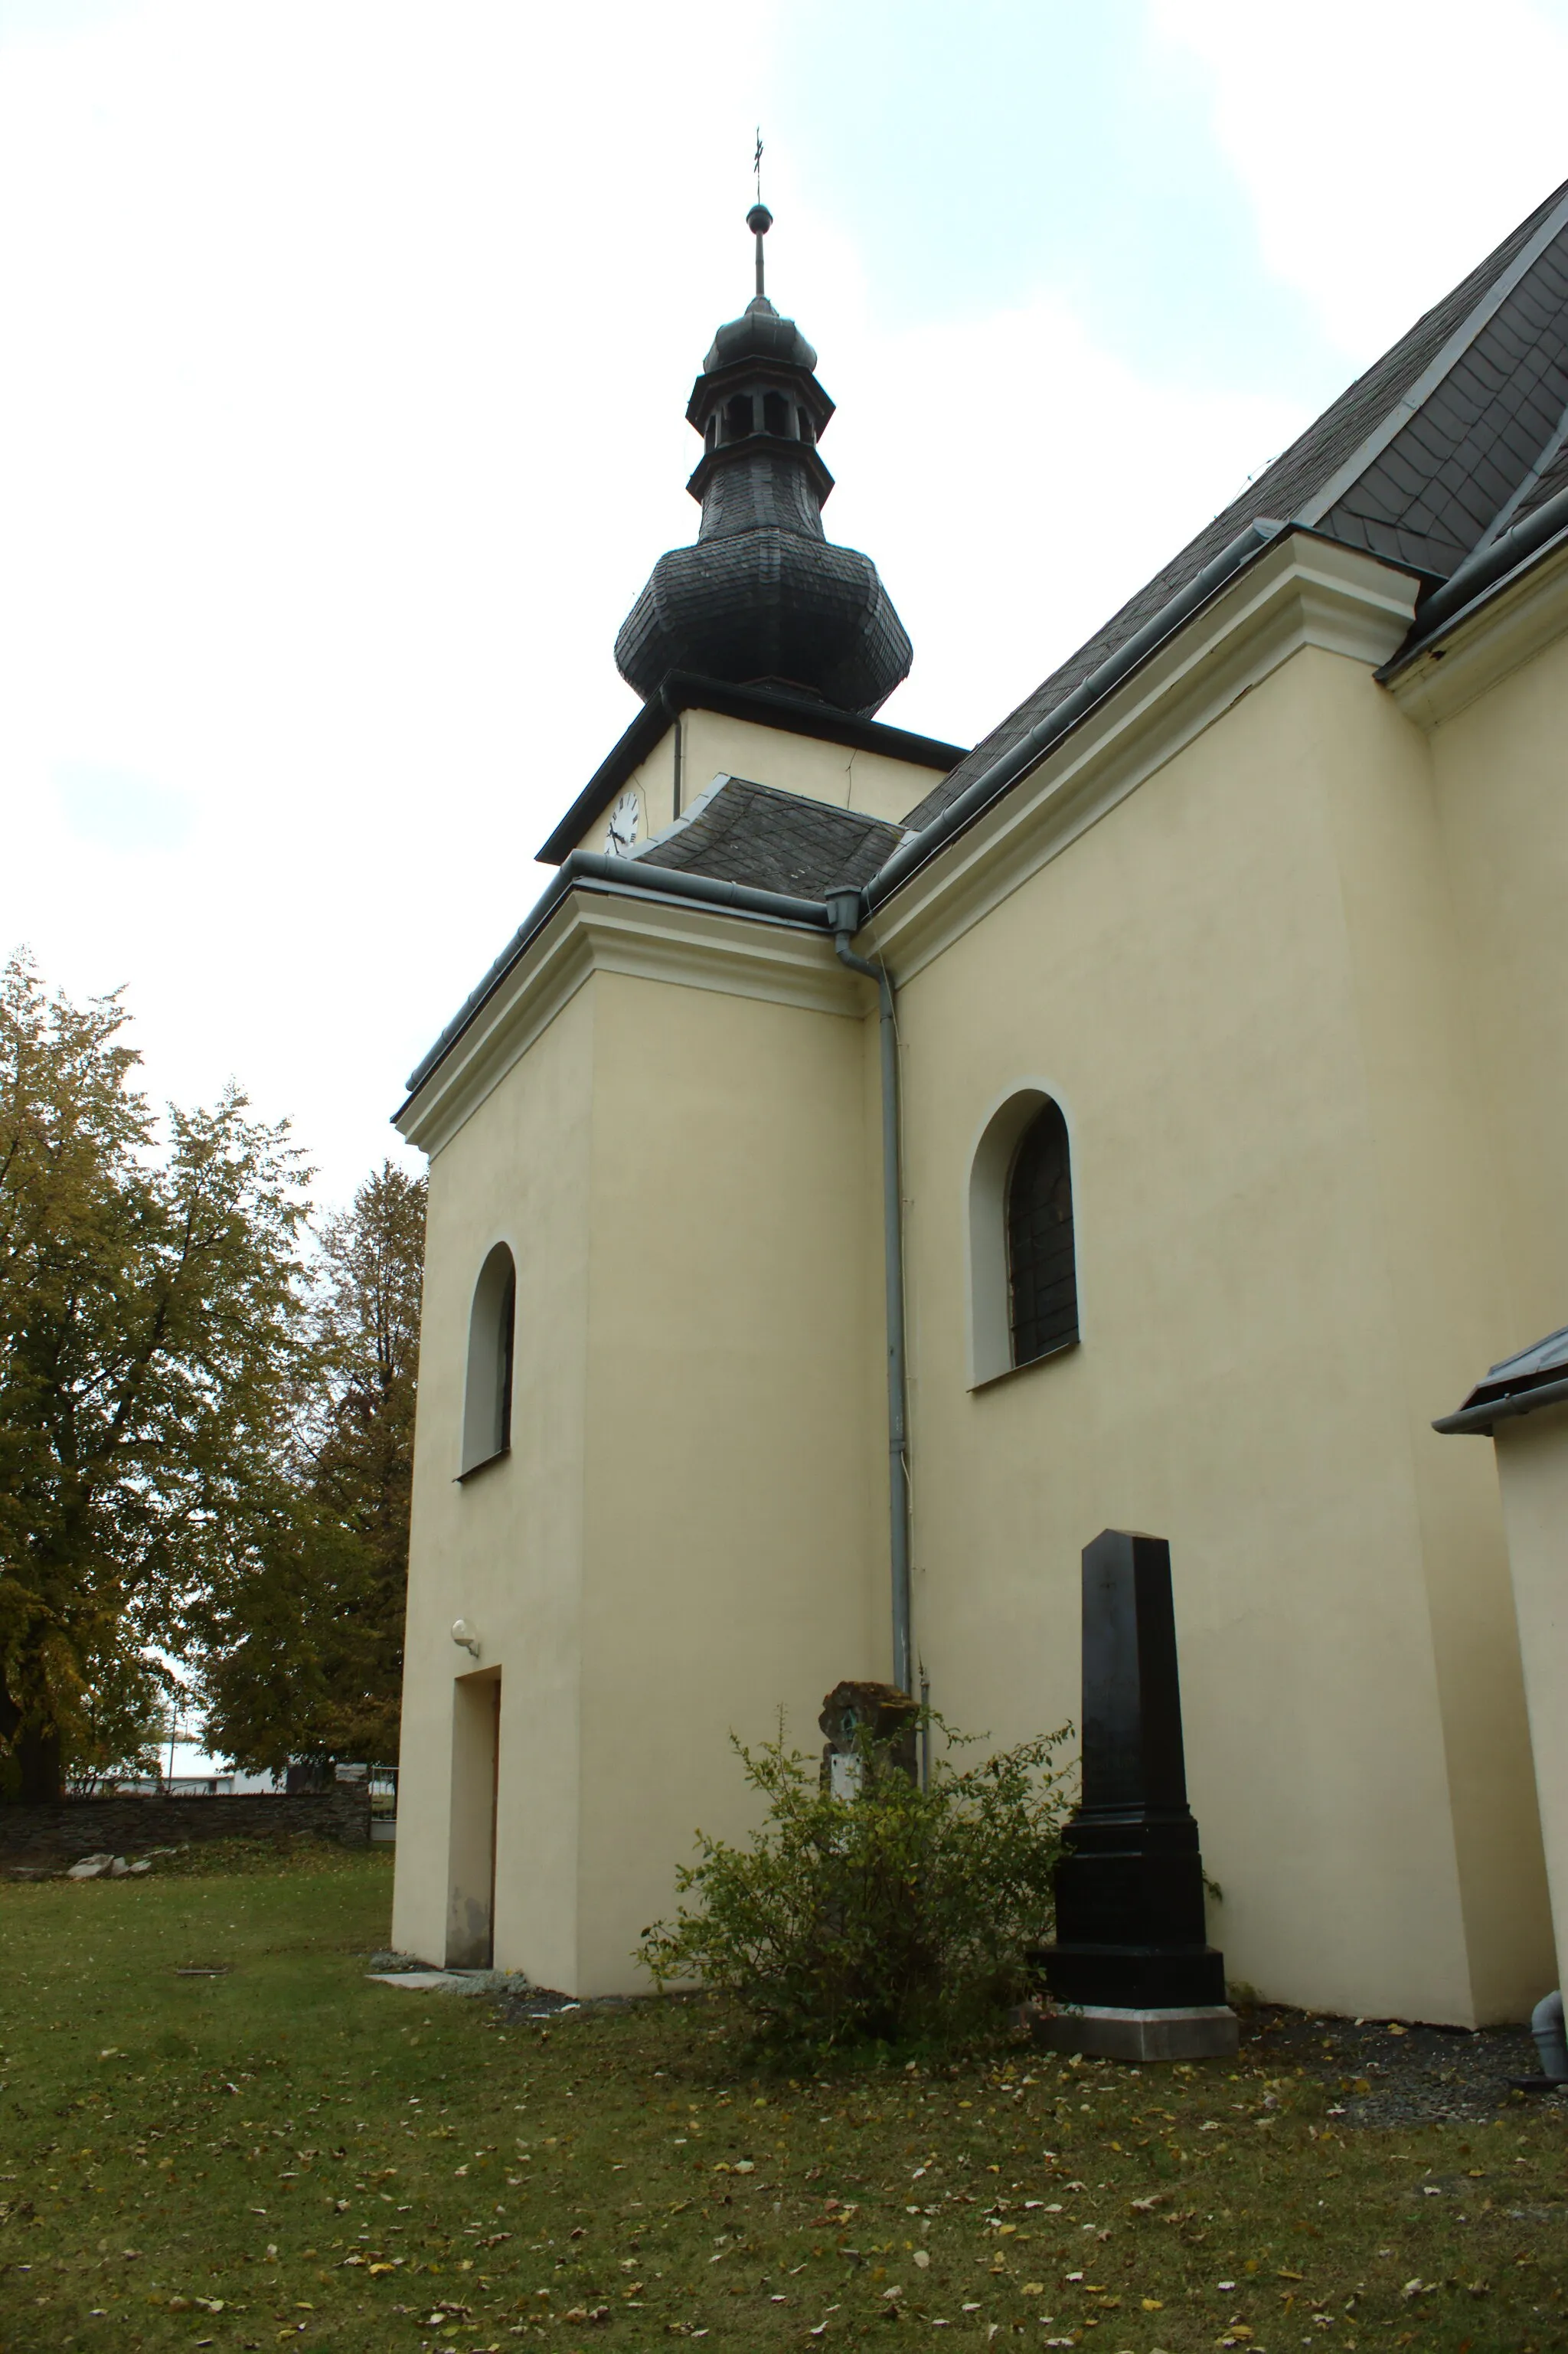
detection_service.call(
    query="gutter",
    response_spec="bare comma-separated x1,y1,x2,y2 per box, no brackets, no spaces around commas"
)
1432,1373,1568,1437
402,849,831,1098
862,516,1286,909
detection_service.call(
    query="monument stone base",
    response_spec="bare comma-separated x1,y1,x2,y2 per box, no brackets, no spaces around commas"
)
1034,2003,1239,2063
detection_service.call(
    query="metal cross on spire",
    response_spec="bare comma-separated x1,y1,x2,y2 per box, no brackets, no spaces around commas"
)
746,129,773,302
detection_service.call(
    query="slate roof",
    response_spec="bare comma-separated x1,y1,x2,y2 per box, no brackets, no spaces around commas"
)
906,178,1568,831
632,775,908,897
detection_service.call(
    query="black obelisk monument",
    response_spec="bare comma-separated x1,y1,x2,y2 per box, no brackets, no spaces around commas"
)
1034,1529,1237,2059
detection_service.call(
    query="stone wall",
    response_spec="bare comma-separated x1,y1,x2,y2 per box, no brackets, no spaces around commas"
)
0,1785,371,1864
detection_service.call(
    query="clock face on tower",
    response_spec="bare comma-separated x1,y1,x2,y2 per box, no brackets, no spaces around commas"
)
606,790,642,855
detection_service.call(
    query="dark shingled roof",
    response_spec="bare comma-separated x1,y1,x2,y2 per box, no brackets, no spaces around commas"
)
905,177,1568,832
632,776,907,897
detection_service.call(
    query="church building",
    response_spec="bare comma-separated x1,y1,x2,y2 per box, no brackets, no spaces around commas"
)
390,185,1568,2025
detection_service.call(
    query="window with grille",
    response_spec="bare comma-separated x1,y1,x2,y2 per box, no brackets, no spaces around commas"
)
1006,1100,1077,1366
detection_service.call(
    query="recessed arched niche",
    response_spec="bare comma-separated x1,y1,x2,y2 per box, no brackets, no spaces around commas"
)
461,1241,516,1475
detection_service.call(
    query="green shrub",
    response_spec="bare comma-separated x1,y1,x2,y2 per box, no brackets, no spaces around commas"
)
638,1717,1073,2057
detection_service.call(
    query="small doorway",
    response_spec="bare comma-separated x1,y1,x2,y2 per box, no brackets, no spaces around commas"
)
446,1669,501,1967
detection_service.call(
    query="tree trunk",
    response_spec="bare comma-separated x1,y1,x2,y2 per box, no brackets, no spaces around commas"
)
18,1724,64,1803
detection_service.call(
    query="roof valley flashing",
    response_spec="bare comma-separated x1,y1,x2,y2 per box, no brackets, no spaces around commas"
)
403,174,1568,1110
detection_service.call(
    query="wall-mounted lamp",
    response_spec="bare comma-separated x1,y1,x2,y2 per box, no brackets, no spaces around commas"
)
451,1618,482,1659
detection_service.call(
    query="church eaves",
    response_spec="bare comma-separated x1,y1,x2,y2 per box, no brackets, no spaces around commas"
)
903,176,1568,834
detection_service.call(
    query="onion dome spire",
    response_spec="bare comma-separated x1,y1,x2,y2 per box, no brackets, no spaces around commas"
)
614,207,913,718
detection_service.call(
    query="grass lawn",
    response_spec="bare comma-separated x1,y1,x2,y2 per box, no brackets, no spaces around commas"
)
1,1842,1564,2354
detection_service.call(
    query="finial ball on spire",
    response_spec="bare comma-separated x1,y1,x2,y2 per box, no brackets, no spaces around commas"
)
747,203,773,236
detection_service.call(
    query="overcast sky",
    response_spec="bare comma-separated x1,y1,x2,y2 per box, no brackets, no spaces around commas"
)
4,0,1568,1208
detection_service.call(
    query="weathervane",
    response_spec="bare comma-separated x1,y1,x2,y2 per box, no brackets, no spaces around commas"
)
747,128,772,302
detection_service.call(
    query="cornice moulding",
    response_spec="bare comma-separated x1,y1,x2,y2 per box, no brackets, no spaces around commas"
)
1383,534,1568,727
869,536,1419,982
397,888,864,1157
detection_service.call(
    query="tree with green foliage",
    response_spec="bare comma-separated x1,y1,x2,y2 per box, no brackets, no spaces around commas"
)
193,1160,425,1771
0,952,312,1800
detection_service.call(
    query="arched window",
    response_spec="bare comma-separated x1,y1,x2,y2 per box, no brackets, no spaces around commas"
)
724,392,754,441
462,1243,515,1474
968,1090,1080,1385
1006,1101,1077,1366
763,389,789,436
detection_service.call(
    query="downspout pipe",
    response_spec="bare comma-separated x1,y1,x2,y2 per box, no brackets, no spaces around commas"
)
825,886,913,1700
1533,1989,1567,2083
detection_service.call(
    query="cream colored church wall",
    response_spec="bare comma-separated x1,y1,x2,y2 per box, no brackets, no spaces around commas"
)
394,943,889,1995
390,986,596,1990
568,969,886,1995
892,642,1552,2025
678,708,941,826
1493,1407,1568,1989
1421,625,1568,1342
1308,665,1552,2021
574,708,944,854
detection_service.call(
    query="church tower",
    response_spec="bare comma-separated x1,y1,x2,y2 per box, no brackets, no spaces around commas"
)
614,205,913,718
